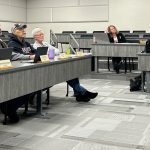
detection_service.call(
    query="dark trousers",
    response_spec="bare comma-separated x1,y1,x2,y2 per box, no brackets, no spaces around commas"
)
0,94,31,115
112,57,122,70
66,78,86,96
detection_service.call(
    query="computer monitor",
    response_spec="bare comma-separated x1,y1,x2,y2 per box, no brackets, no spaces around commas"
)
0,48,13,60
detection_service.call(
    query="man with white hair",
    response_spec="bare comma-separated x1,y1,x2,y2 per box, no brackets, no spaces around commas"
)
32,27,98,102
32,28,59,55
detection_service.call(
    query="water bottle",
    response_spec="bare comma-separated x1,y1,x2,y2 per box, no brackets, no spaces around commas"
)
48,48,55,59
66,47,71,55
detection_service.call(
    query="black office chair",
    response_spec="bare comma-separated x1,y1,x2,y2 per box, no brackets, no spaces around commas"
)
1,31,9,38
125,34,139,39
143,34,150,39
93,31,105,33
133,30,146,34
120,30,130,33
62,31,74,34
75,31,87,34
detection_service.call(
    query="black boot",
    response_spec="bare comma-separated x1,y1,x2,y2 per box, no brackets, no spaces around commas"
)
84,91,98,99
8,112,20,123
76,94,90,102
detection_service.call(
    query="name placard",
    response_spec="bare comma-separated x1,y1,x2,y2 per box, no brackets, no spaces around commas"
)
40,55,50,63
76,51,85,57
0,59,13,69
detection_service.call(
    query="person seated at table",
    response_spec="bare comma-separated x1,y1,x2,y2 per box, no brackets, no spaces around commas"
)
107,25,126,74
0,24,35,123
0,24,36,123
32,27,98,102
9,24,36,60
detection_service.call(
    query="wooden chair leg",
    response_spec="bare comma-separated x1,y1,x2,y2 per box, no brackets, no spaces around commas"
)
66,84,69,97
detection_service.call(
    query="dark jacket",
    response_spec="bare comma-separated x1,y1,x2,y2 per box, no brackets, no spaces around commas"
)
107,32,126,43
8,34,35,60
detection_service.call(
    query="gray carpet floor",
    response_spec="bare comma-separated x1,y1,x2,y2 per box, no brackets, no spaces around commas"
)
0,78,150,150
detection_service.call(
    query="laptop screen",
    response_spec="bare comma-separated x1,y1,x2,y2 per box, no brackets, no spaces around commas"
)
0,48,13,60
93,33,110,44
36,47,48,55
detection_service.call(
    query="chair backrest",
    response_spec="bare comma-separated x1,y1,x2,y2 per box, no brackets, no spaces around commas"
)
143,34,150,38
80,34,93,38
2,31,9,35
62,31,74,34
120,30,130,33
93,31,104,33
133,30,146,34
75,31,87,34
125,34,139,38
126,39,140,43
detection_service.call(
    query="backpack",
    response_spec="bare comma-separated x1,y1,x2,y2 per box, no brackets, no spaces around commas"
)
145,40,150,53
130,75,142,92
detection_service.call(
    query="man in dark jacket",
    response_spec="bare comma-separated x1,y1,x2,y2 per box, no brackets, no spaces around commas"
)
0,24,35,124
9,24,35,60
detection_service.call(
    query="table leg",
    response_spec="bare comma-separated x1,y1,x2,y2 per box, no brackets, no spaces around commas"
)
95,56,98,73
36,90,42,114
141,71,145,91
146,72,150,93
108,57,110,71
36,90,49,118
124,58,127,74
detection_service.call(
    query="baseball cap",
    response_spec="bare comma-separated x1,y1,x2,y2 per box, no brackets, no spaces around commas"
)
11,23,27,33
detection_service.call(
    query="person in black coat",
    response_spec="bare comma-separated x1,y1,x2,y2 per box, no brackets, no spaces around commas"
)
107,25,126,73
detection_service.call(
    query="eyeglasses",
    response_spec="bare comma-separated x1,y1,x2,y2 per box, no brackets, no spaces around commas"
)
35,33,44,36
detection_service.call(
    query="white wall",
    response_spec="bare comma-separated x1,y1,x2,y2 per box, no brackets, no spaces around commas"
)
0,0,150,39
26,0,150,41
0,0,26,32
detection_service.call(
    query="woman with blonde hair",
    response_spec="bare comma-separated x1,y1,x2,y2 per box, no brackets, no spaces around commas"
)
107,25,126,73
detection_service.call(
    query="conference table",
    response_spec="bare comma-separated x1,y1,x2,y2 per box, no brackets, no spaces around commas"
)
92,43,145,73
138,53,150,92
0,54,92,114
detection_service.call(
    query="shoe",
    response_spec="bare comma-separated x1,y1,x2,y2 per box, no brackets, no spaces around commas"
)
8,112,20,123
76,94,90,102
84,91,98,99
116,68,120,74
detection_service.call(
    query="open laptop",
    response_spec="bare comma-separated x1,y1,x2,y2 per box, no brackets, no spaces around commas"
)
34,47,48,63
21,47,48,63
93,33,110,44
0,47,13,60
